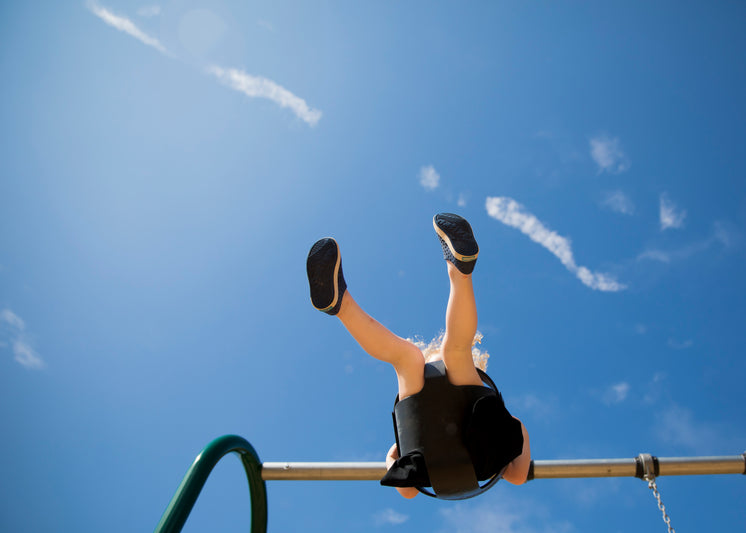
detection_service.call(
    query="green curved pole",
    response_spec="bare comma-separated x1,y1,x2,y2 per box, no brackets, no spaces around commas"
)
155,435,268,533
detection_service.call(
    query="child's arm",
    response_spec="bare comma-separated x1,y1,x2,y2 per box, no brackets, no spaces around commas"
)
385,443,420,499
502,418,531,485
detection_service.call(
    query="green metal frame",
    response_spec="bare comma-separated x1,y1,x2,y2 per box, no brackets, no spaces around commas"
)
155,435,268,533
155,434,744,532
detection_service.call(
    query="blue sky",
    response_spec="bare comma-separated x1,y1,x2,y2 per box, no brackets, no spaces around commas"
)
1,1,744,531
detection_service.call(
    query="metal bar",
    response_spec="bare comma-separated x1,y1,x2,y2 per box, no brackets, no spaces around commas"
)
156,435,743,532
262,462,387,480
533,458,637,479
657,455,746,476
155,435,268,533
261,454,746,481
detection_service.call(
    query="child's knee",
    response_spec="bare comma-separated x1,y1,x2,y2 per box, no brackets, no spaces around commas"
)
402,345,425,374
395,347,426,397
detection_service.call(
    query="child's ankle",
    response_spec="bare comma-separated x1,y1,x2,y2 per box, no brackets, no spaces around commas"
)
335,290,350,317
447,261,471,280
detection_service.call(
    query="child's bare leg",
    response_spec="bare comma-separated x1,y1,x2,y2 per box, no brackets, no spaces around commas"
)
502,419,531,485
432,213,483,386
337,292,425,398
441,262,483,386
307,238,424,398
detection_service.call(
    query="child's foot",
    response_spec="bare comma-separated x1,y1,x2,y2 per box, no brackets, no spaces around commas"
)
433,213,479,274
307,238,347,315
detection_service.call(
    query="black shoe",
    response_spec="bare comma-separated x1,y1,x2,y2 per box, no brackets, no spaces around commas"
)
307,238,347,315
433,213,479,274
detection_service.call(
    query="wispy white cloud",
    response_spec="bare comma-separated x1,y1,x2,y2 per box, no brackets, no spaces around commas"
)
659,193,686,230
513,392,557,421
589,135,630,174
374,508,409,526
208,66,322,126
667,338,693,350
1,309,45,370
485,197,627,292
642,376,740,452
12,341,45,370
654,403,742,454
713,220,740,248
638,241,713,263
637,221,733,264
637,249,672,263
419,165,440,191
88,3,322,127
457,192,467,207
440,501,523,533
642,372,668,405
137,5,161,18
438,493,573,533
1,309,25,330
601,190,634,215
602,382,630,405
88,2,171,56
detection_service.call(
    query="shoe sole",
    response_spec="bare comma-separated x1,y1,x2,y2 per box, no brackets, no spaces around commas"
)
307,238,345,314
433,214,479,262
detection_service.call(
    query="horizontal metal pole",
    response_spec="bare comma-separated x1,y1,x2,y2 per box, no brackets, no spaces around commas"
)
534,458,637,479
263,462,386,480
657,455,746,476
261,454,745,481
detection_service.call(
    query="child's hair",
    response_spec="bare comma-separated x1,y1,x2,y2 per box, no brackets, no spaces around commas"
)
408,331,490,372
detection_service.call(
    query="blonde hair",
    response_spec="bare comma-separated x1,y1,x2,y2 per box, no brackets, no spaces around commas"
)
408,331,490,372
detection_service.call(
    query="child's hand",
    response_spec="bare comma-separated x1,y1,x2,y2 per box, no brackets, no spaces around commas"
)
385,443,398,470
385,444,420,499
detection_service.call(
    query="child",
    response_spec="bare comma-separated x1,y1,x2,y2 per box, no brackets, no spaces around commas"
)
306,213,531,499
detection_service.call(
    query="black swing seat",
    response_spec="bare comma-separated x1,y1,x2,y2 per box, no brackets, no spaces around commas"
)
381,360,523,500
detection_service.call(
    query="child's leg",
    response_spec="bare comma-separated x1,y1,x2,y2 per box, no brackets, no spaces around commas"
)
432,213,483,387
502,419,531,485
307,237,424,398
336,292,425,398
441,262,483,386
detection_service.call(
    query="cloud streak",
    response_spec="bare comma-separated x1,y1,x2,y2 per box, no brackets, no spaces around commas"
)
637,221,734,264
439,492,572,533
485,197,626,292
667,338,693,350
513,392,557,421
208,66,322,126
1,309,45,369
88,2,170,56
1,309,24,330
419,165,440,191
601,190,634,215
602,382,630,404
374,508,409,526
654,403,742,454
659,193,686,230
88,3,322,126
589,135,630,174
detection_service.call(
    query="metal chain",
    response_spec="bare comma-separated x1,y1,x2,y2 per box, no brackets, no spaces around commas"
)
645,475,676,533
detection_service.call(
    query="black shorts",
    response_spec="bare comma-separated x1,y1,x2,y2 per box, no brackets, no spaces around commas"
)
465,388,524,480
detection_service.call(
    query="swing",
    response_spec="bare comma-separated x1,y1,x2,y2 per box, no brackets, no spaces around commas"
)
384,360,522,500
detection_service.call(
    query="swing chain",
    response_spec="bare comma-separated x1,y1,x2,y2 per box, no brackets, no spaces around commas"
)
639,453,676,533
646,475,675,533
